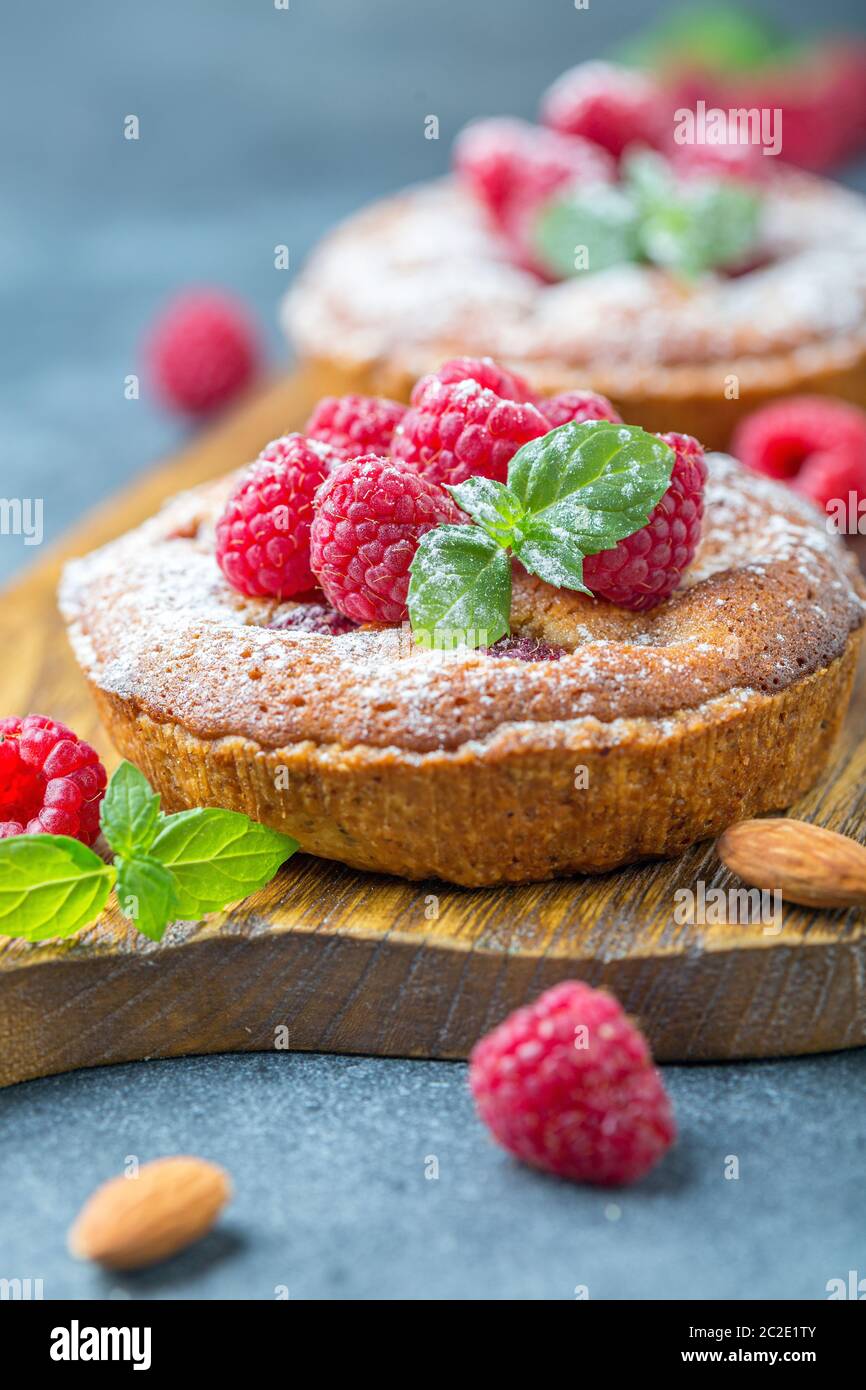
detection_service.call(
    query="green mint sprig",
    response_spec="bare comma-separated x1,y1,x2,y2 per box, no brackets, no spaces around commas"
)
0,761,298,944
407,420,674,651
534,150,762,281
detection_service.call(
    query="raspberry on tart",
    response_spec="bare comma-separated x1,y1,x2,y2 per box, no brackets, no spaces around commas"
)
411,356,536,405
392,378,549,488
583,432,707,611
309,454,464,624
540,61,667,160
305,393,407,460
216,434,338,599
538,389,622,429
0,715,107,845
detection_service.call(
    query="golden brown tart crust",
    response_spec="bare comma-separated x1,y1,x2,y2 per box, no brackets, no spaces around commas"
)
61,455,866,885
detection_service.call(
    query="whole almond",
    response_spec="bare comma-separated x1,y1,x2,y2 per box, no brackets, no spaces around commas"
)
68,1156,231,1270
717,819,866,910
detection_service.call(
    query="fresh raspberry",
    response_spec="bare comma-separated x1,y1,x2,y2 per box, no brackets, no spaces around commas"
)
392,378,549,489
0,715,107,845
216,435,338,600
731,397,866,515
541,61,667,160
454,117,614,232
147,289,258,415
309,455,465,624
487,636,564,661
583,432,707,611
268,601,356,636
538,389,622,430
412,357,536,406
305,394,407,461
470,980,676,1186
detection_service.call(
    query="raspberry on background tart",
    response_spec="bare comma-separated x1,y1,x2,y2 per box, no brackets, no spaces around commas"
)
284,64,866,449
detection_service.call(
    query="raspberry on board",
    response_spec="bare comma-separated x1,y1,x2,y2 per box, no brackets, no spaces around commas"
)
538,389,622,429
146,289,258,415
305,394,407,460
583,432,707,611
453,116,614,232
731,396,866,514
309,454,465,625
0,714,108,845
216,434,339,600
411,357,536,406
392,378,549,489
540,61,667,160
470,980,676,1186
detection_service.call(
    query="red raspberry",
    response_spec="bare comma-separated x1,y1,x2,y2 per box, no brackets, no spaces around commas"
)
309,455,465,624
392,378,549,489
216,435,338,599
470,980,676,1186
412,357,536,406
538,389,622,430
541,61,667,160
147,290,258,415
0,715,107,845
305,394,407,461
731,397,866,514
583,432,707,611
454,117,614,232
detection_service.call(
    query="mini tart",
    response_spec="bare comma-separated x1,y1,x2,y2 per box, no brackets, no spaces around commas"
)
60,455,865,887
283,173,866,449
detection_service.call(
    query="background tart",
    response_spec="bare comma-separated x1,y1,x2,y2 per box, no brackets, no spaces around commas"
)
283,173,866,449
60,455,866,887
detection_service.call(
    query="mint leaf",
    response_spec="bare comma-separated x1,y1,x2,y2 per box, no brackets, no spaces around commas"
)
618,9,782,75
625,150,762,278
100,761,162,857
150,809,298,915
447,476,524,546
408,524,512,651
507,421,674,553
512,518,590,594
533,185,640,279
116,855,181,942
0,835,115,941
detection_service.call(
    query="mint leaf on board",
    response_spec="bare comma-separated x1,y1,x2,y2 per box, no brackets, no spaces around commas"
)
149,808,298,916
0,835,116,941
507,421,674,553
447,476,525,547
407,524,512,651
115,855,181,942
100,760,162,858
511,518,590,594
533,185,640,280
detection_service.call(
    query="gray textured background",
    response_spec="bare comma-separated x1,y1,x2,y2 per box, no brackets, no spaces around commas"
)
1,0,866,1300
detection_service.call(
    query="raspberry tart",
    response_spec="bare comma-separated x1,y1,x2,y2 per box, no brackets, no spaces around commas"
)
284,65,866,450
60,365,865,887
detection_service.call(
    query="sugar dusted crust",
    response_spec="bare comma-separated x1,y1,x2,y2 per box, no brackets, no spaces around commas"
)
60,456,865,883
283,176,866,445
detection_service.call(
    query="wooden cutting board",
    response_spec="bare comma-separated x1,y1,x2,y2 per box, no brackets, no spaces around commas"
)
2,365,866,1087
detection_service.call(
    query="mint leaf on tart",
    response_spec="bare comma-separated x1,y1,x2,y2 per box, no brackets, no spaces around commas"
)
510,517,591,594
447,476,526,546
507,421,674,552
532,149,762,281
408,524,512,651
100,759,162,858
534,185,641,280
149,808,298,917
115,854,181,942
0,835,116,941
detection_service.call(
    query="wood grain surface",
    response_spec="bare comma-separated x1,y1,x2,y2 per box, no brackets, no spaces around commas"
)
2,365,866,1087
